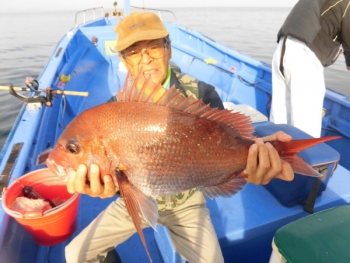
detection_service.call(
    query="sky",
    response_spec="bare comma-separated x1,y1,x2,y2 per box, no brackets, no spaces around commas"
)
1,0,299,12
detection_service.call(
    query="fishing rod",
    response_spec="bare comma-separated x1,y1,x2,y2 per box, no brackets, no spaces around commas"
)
0,77,89,107
0,85,89,97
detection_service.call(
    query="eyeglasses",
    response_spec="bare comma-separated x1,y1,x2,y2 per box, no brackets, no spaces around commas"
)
122,40,168,65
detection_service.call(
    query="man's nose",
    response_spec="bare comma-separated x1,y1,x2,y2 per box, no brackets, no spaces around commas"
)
140,49,152,64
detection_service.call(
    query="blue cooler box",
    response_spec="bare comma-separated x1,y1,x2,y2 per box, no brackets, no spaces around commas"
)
255,123,340,211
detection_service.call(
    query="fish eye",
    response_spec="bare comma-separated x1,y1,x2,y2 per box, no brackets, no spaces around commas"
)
66,139,80,155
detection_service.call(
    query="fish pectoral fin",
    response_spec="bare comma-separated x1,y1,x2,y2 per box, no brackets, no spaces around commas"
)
115,169,157,262
200,175,247,199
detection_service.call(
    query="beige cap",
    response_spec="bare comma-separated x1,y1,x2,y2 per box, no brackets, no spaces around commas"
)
114,11,169,52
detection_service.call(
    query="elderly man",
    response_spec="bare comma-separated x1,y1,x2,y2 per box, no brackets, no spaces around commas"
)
65,12,294,263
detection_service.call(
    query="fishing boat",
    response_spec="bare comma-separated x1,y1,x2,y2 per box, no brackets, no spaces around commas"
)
1,1,350,262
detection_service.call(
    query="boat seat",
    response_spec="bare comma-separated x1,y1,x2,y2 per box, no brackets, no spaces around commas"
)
270,205,350,263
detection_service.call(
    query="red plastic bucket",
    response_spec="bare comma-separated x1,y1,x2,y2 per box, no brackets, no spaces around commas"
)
2,168,80,246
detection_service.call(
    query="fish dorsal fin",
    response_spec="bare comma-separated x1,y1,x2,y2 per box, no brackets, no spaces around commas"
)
117,71,255,140
117,71,166,104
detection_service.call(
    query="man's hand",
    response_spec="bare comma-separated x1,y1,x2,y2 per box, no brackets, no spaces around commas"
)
66,164,119,198
244,131,294,185
347,66,350,71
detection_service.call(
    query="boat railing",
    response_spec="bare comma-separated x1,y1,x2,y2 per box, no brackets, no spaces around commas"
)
74,7,105,28
131,5,177,24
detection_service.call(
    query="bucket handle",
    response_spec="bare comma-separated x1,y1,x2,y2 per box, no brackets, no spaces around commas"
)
42,193,80,215
9,201,66,218
23,210,44,218
42,202,66,215
17,201,67,218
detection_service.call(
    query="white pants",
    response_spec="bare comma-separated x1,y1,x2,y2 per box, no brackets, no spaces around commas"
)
65,191,224,263
269,36,325,138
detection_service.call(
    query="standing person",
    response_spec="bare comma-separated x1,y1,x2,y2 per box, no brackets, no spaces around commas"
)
65,11,294,263
270,0,350,138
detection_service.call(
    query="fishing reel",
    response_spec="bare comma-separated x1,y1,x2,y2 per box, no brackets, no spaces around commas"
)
7,77,54,108
9,85,54,108
2,77,88,109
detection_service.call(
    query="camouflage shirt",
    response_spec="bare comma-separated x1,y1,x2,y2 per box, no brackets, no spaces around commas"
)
157,64,224,211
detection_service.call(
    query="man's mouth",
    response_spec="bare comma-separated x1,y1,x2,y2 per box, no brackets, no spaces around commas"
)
143,69,157,78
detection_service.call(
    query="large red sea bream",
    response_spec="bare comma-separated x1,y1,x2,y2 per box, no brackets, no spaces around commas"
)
46,72,340,261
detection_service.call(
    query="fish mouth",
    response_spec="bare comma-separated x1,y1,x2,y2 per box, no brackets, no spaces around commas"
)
46,158,69,181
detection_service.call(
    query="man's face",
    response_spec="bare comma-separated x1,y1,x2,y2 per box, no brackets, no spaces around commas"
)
119,38,171,86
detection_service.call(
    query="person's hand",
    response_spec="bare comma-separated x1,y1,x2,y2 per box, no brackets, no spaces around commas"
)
66,164,119,198
347,66,350,71
244,131,294,185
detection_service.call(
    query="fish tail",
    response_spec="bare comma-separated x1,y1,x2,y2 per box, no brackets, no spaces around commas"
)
272,136,341,177
115,170,158,263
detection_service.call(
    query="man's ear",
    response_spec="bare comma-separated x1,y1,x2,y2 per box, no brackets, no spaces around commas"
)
168,46,172,59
